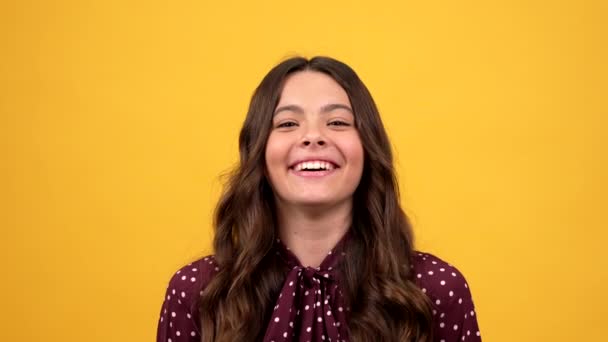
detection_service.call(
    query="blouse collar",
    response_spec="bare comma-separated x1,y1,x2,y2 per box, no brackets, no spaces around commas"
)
264,231,352,341
274,229,351,273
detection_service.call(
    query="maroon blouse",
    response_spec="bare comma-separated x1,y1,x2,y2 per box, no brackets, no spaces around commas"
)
157,237,482,342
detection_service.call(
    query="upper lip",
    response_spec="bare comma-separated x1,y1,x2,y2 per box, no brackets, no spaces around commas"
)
288,157,340,169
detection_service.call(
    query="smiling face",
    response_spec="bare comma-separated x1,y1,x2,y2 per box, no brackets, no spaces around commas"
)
264,71,365,209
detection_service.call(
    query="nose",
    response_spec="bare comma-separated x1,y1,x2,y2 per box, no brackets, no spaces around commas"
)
301,129,326,147
302,138,326,146
300,118,326,147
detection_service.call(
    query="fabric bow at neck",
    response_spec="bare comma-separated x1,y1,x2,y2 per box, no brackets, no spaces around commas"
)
263,237,350,342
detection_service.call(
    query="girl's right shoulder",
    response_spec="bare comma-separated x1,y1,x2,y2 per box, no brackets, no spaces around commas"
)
164,255,221,304
157,255,220,341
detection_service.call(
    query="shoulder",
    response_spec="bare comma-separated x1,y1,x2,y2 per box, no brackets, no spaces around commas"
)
163,255,220,312
411,251,482,340
157,255,219,340
411,251,475,310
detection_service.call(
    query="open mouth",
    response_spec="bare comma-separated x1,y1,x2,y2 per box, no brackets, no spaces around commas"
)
289,160,340,173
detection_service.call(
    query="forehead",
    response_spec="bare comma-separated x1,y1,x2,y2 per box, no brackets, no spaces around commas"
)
277,71,351,108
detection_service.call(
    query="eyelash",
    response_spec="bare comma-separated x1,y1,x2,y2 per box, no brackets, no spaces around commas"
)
276,121,297,128
275,121,351,128
328,120,350,126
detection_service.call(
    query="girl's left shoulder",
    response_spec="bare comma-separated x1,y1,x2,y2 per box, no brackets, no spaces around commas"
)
411,251,482,340
411,251,479,315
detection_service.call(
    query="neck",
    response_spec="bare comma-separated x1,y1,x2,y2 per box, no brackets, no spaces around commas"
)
275,200,352,268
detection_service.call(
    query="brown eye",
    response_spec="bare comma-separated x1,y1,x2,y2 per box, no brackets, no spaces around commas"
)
328,120,350,126
277,121,298,128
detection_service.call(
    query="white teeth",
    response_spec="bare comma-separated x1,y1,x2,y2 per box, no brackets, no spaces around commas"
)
293,160,335,171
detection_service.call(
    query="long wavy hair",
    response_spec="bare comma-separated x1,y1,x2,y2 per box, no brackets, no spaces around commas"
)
199,56,434,341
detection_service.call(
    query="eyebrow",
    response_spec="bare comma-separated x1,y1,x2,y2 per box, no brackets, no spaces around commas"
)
273,103,353,116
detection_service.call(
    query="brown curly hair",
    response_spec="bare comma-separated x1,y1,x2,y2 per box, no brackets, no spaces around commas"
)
199,56,434,341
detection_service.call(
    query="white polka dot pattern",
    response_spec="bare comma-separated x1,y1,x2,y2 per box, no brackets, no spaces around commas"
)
262,238,348,341
156,251,482,342
156,257,218,342
413,252,482,341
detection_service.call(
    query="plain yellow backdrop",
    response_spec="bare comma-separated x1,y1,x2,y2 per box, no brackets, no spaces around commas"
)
1,0,606,341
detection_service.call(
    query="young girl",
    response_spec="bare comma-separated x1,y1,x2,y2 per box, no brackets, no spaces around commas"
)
156,56,482,342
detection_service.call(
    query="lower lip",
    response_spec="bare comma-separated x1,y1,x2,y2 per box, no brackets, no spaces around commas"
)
289,168,338,178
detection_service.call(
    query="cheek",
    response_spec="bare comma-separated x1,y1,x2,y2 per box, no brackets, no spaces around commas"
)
265,134,288,171
342,134,365,167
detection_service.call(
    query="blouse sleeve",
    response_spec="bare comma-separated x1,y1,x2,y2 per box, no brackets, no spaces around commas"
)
413,252,482,342
156,256,218,342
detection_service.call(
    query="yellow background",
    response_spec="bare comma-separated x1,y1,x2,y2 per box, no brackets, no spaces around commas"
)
1,0,606,341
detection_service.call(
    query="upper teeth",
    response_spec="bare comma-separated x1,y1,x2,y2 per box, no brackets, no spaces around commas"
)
294,161,335,171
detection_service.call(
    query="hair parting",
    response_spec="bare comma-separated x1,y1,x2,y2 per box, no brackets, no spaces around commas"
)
199,56,434,341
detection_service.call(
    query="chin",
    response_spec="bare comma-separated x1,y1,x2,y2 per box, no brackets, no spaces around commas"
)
288,195,348,208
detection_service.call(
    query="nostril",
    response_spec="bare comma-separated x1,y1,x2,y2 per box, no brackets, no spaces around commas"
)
318,141,325,146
